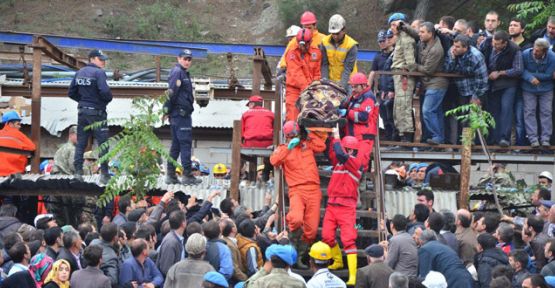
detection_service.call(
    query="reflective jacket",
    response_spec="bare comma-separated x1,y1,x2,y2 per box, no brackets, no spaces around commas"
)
270,133,326,188
279,29,325,69
285,42,322,91
0,125,35,176
241,106,274,147
327,139,363,206
68,63,112,110
321,34,359,84
343,87,379,140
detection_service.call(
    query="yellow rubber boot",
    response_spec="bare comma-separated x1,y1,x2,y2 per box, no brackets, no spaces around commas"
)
327,244,344,270
346,253,357,286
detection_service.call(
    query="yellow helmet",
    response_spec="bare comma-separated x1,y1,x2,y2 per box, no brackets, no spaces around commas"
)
176,166,183,176
308,241,332,261
213,163,228,174
257,164,265,172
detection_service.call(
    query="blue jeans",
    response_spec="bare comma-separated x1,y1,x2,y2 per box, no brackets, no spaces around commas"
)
168,115,193,173
422,88,447,143
523,90,553,143
488,87,516,144
514,88,527,146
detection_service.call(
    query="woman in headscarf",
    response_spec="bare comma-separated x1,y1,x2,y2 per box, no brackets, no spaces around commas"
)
43,259,71,288
3,253,53,288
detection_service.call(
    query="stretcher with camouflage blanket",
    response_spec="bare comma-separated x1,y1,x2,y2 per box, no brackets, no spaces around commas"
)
296,80,348,131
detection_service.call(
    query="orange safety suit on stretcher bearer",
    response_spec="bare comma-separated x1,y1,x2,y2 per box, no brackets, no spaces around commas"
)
284,28,322,122
269,121,325,243
322,135,363,286
0,111,36,176
342,73,379,172
278,11,324,70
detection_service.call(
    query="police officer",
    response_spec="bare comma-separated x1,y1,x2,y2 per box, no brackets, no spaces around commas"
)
250,244,306,288
164,49,202,185
69,49,112,184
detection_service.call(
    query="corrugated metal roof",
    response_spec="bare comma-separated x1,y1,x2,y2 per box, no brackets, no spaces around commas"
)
13,97,247,136
0,174,228,207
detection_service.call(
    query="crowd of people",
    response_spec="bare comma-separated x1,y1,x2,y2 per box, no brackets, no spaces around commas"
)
4,5,555,288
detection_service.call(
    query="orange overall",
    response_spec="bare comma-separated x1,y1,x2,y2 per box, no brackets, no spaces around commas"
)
0,125,35,176
284,42,322,122
270,133,325,243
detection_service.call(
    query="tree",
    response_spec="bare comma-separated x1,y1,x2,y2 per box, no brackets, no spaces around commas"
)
445,104,501,213
508,1,555,32
90,93,177,207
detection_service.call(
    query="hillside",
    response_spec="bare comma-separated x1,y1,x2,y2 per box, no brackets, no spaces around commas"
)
0,0,508,77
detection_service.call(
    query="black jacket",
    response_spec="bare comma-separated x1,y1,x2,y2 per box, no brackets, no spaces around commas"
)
474,247,509,288
68,63,113,110
57,247,81,275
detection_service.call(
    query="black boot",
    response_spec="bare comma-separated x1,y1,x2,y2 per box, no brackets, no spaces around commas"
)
182,173,202,185
165,172,180,185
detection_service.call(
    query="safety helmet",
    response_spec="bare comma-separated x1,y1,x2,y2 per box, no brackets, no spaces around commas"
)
176,166,183,175
341,136,359,150
349,72,368,85
286,25,302,38
377,29,387,42
308,241,332,261
283,121,299,137
300,11,317,25
296,28,313,45
84,150,98,160
388,12,407,24
191,160,200,171
213,163,228,175
257,164,265,172
328,14,346,34
1,110,22,123
540,171,553,182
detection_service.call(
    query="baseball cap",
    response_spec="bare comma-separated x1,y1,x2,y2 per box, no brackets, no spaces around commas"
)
179,49,193,58
246,95,263,106
377,30,387,42
364,244,384,258
88,49,108,60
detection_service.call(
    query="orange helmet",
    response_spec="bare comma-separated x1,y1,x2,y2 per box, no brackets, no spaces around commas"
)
349,72,368,85
300,11,317,25
296,28,313,45
341,136,359,150
283,121,299,137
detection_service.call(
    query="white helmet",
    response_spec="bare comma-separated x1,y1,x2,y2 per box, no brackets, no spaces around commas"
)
539,171,553,181
286,25,301,38
328,14,346,34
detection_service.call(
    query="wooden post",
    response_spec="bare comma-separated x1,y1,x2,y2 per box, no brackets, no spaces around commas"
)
30,37,42,173
252,49,263,96
230,120,242,201
413,96,422,143
459,127,472,209
155,56,161,82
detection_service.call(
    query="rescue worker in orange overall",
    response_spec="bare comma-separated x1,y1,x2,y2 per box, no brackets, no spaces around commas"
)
340,72,379,173
0,111,35,176
278,11,325,71
322,129,363,286
269,121,325,268
284,28,322,121
241,95,274,181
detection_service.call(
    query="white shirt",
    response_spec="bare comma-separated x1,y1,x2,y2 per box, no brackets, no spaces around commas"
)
307,268,346,288
7,263,28,276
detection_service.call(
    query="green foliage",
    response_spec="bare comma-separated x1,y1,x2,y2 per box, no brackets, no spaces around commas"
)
278,0,340,32
508,1,555,32
87,93,178,207
102,2,203,40
445,104,496,146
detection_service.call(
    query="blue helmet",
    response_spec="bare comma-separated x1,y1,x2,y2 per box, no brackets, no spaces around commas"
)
2,110,22,123
386,29,395,38
203,271,228,288
388,12,407,24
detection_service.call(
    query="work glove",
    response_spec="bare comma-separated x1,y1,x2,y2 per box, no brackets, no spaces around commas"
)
287,138,300,150
338,109,347,117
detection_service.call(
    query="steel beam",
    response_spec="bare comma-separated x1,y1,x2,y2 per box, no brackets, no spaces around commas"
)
0,31,208,58
33,36,86,69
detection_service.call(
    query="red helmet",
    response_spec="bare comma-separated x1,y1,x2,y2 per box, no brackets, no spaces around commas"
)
246,95,263,106
341,136,359,150
300,11,317,25
296,28,313,45
349,72,368,85
283,121,299,137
